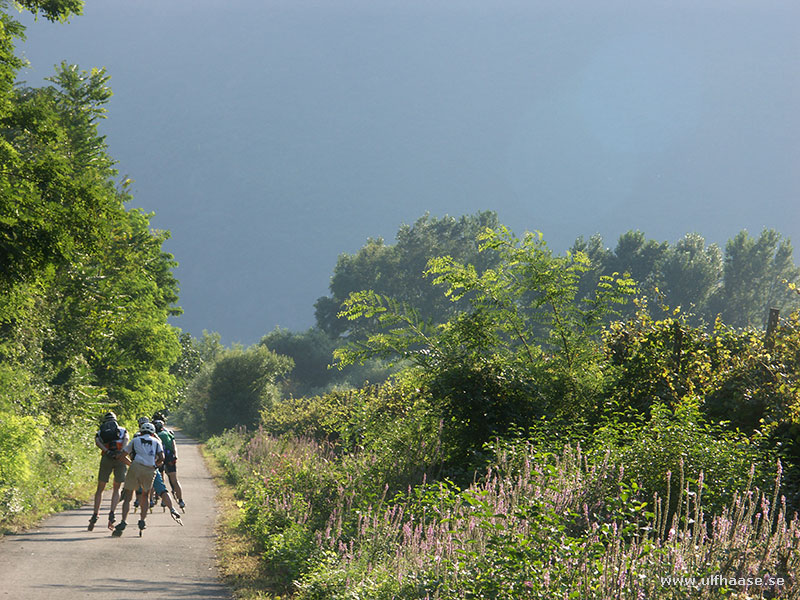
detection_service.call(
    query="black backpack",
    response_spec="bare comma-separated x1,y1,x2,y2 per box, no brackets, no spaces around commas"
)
99,420,121,445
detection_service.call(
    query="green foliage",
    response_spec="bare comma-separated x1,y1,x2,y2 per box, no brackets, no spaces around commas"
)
315,211,500,337
336,225,635,455
573,229,800,328
262,390,369,445
595,400,768,517
12,0,83,21
709,229,800,328
0,411,45,494
215,417,800,599
604,306,800,435
260,326,392,398
658,233,723,316
178,344,293,437
207,346,292,433
0,411,96,527
1,51,183,424
604,307,725,414
262,380,445,487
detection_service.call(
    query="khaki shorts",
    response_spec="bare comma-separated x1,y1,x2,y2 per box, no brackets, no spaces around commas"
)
123,461,157,493
98,454,127,484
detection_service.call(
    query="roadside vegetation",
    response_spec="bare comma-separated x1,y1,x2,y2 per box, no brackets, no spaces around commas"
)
3,2,800,596
192,225,800,598
0,1,189,531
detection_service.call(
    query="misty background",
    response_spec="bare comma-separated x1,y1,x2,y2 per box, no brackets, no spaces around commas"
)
16,0,800,344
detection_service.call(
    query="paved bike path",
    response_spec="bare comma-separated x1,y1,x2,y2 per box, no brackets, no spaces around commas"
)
0,431,231,599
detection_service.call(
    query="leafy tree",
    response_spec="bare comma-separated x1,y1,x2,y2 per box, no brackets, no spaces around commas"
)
336,225,635,452
1,62,118,298
707,229,800,327
261,327,341,396
657,233,722,319
260,326,394,398
12,0,82,21
196,345,293,435
315,211,500,337
571,233,613,300
608,230,670,289
1,7,182,426
572,229,800,329
571,231,667,321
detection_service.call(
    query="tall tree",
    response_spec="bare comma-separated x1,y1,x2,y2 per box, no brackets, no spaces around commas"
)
315,211,500,337
1,5,182,424
657,233,722,318
708,229,800,328
336,225,635,446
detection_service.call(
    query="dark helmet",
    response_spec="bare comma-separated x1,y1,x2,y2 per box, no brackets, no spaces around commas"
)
153,420,165,432
103,411,117,422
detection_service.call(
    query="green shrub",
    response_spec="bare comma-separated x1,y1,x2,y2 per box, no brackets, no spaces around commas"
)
0,415,95,528
595,399,769,517
0,411,46,518
176,345,293,437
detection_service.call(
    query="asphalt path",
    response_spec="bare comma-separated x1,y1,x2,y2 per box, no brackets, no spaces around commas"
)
0,430,232,599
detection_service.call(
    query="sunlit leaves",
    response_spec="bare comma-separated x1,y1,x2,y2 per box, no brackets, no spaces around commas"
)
0,5,181,426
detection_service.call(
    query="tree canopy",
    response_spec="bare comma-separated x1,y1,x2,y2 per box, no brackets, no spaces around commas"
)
1,3,182,427
315,211,500,338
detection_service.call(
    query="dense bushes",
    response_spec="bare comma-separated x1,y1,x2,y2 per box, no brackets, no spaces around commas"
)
192,223,800,597
594,400,770,517
177,345,293,437
0,414,95,530
204,253,800,597
208,424,799,599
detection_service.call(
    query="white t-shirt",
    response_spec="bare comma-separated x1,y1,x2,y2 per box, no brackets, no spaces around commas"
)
124,434,164,467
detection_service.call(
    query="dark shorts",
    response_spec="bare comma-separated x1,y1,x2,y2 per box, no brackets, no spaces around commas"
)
163,460,177,474
97,454,127,484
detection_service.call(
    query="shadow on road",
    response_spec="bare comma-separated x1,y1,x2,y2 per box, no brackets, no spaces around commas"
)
35,577,231,598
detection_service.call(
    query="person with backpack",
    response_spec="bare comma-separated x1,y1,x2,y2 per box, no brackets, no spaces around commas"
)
112,421,164,537
89,412,129,531
154,419,185,511
132,416,153,510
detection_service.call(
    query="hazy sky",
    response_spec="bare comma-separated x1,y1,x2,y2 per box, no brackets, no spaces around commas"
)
16,0,800,344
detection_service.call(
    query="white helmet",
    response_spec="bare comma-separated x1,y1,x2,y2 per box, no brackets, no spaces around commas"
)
140,422,156,435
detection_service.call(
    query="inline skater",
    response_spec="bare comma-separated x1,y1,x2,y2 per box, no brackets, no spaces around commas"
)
112,422,164,537
89,412,129,531
154,419,185,511
131,416,152,510
153,469,183,525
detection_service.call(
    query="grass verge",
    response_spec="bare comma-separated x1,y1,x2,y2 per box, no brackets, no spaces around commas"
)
201,443,290,600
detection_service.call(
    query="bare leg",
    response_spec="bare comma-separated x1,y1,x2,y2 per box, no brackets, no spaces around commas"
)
89,481,107,530
139,489,149,522
107,482,122,529
110,488,134,536
160,491,182,525
167,471,183,503
92,481,107,515
160,491,174,510
109,482,122,514
120,488,133,523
